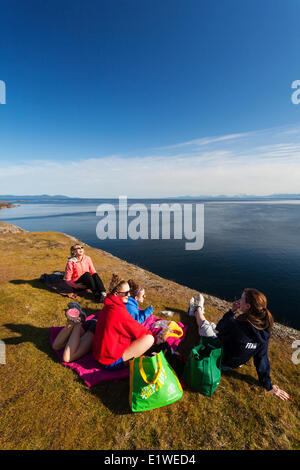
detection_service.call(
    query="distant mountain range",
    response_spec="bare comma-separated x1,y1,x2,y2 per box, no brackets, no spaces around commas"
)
1,194,300,201
174,193,300,200
0,194,71,201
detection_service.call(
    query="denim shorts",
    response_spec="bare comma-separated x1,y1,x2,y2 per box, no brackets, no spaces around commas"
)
100,356,124,371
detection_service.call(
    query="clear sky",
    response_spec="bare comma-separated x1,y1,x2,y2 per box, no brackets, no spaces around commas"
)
1,0,300,197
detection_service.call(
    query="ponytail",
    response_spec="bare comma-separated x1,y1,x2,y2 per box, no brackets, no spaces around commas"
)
127,279,142,298
108,274,127,294
261,306,274,331
239,288,274,332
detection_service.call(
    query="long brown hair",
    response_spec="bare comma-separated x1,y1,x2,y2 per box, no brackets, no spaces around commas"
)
108,274,127,294
127,279,142,298
238,288,274,332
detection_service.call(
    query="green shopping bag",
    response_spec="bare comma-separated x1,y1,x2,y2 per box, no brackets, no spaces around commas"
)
129,351,183,412
183,337,223,397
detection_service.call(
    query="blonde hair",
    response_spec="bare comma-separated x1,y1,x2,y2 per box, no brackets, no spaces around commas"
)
70,244,84,257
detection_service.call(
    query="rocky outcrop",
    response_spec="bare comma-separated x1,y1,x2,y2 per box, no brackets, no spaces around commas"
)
0,221,26,234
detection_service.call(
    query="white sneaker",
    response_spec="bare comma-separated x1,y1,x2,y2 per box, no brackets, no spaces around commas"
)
187,297,195,316
195,293,205,314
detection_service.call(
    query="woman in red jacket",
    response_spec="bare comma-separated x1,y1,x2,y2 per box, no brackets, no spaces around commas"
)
52,274,154,368
92,275,154,370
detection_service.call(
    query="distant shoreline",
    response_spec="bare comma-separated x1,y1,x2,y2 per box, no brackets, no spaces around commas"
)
1,193,300,202
0,201,16,210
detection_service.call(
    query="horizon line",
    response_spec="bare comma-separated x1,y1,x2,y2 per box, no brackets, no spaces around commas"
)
1,193,300,200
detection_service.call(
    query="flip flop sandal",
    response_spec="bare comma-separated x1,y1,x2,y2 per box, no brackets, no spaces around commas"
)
65,308,82,323
67,302,87,322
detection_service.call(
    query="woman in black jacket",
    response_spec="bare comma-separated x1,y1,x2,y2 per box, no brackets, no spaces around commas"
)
188,288,291,401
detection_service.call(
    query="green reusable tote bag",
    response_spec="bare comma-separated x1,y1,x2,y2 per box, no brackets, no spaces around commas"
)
183,337,223,397
129,351,183,412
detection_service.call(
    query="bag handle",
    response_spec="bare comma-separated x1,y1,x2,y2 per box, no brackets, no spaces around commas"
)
139,354,163,385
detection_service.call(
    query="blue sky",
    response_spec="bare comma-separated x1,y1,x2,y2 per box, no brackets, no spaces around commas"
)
1,0,300,197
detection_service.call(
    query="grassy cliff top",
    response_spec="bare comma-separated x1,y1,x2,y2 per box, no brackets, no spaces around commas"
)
0,221,299,450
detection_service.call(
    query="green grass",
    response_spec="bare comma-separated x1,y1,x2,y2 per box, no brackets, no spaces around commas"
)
0,225,299,450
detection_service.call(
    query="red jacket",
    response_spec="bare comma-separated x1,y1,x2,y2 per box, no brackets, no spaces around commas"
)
92,294,151,365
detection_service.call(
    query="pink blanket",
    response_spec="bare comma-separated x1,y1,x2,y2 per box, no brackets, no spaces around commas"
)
50,322,129,387
50,315,187,387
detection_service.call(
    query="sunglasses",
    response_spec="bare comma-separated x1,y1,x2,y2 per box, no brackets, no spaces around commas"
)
75,246,84,250
117,290,130,296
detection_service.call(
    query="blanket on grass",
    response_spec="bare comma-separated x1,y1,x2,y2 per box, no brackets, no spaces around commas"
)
50,314,187,387
50,319,129,387
39,271,88,299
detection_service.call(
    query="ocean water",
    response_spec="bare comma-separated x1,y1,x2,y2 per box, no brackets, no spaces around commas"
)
1,197,300,330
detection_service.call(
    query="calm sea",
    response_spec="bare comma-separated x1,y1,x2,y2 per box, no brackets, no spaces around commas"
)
1,197,300,330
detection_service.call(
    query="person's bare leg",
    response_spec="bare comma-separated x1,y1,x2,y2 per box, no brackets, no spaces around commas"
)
194,306,206,327
195,306,218,338
52,322,75,351
63,324,93,363
122,334,154,362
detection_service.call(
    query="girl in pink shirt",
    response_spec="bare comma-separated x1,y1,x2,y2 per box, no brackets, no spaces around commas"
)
64,244,106,303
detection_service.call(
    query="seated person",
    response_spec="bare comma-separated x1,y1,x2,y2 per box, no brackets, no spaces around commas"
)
187,288,291,401
52,304,97,364
64,243,106,303
52,274,154,367
92,274,154,370
126,279,153,323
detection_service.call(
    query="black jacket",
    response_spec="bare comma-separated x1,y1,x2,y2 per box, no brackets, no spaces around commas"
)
216,310,272,390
